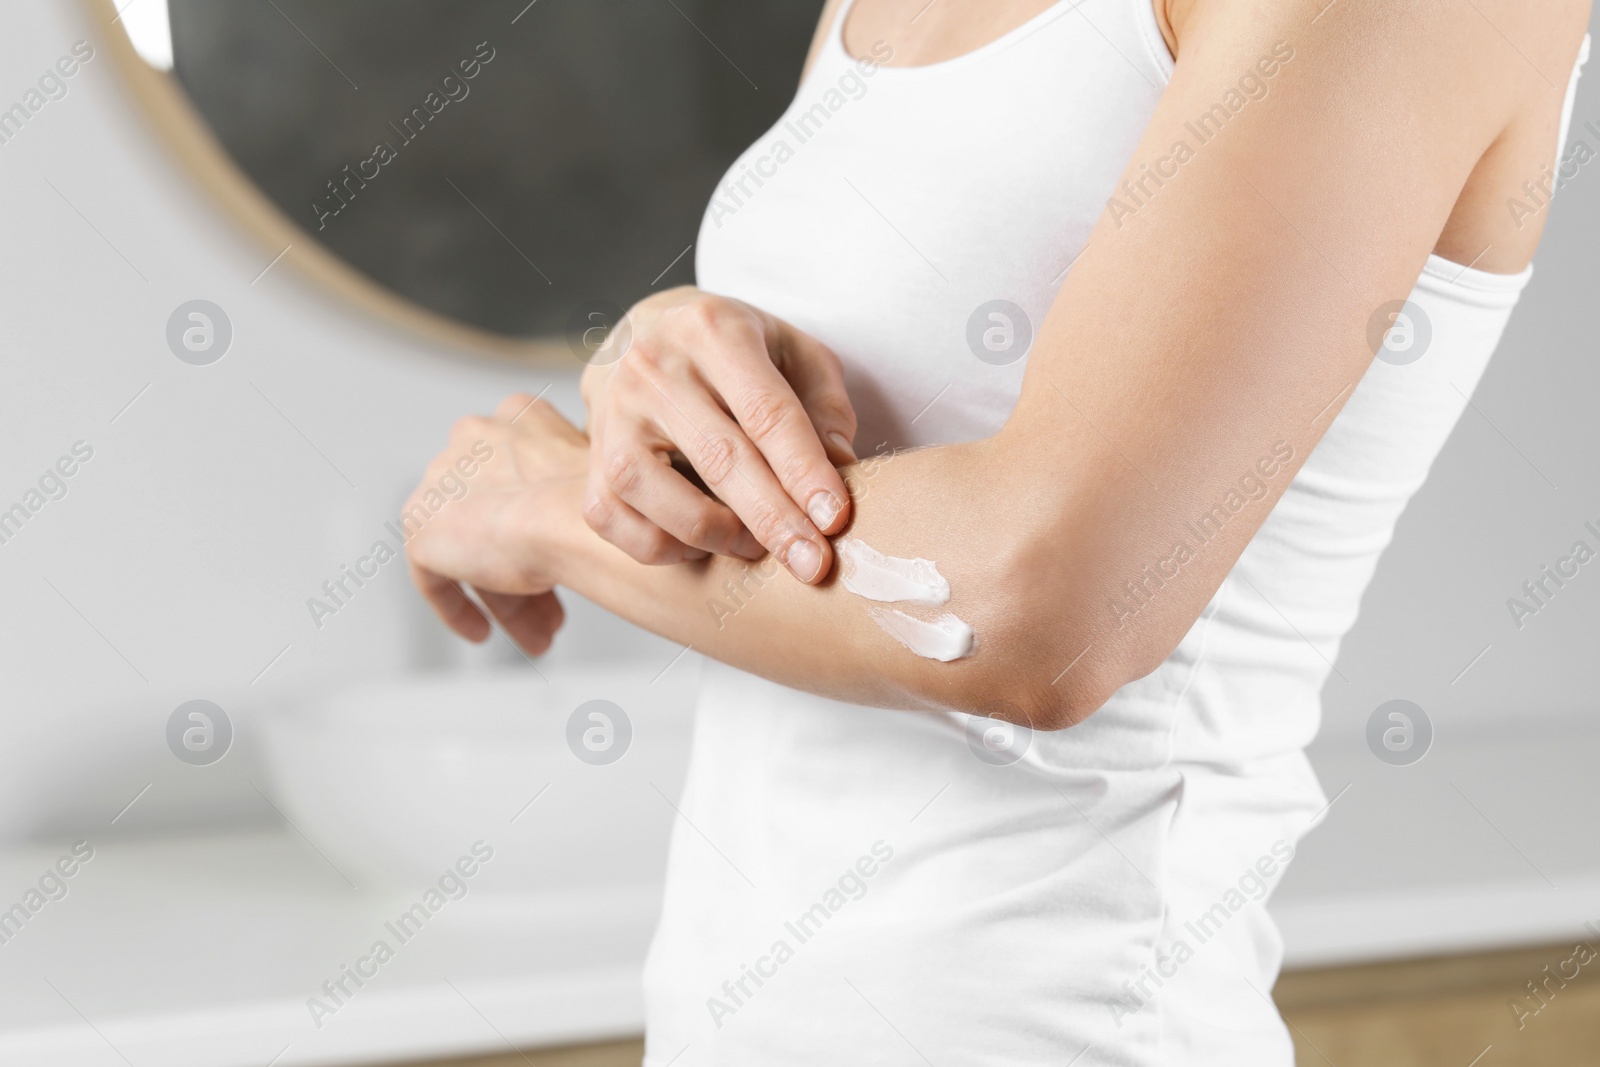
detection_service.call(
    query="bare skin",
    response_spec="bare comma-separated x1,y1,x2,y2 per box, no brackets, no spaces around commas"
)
579,288,859,582
409,0,1591,729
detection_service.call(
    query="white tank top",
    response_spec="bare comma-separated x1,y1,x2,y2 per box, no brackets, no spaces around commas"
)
644,3,1589,1064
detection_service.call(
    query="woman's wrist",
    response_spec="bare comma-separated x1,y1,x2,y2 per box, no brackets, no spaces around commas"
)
534,470,607,590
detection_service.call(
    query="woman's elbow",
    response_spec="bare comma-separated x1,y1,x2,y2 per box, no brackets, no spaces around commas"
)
926,512,1168,730
946,573,1170,730
952,641,1132,733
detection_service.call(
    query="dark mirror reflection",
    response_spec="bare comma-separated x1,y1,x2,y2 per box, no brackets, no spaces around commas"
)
169,0,823,337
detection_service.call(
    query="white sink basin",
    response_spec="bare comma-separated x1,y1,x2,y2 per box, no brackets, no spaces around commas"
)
258,664,700,906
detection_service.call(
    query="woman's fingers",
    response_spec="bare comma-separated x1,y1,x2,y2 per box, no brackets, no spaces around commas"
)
772,324,860,470
412,550,567,658
578,289,858,570
698,318,856,538
652,385,835,583
598,443,763,559
409,561,491,642
476,588,566,657
582,478,706,565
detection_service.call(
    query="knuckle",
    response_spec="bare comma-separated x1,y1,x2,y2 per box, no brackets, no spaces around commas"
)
742,498,790,548
774,448,816,489
608,365,651,410
694,433,742,486
449,415,486,440
582,493,614,535
635,528,678,566
671,294,752,344
736,388,792,446
627,350,674,395
603,448,646,497
624,346,685,401
682,297,725,335
627,337,663,369
501,391,536,410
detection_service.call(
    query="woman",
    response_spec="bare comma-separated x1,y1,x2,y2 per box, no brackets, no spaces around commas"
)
407,0,1590,1062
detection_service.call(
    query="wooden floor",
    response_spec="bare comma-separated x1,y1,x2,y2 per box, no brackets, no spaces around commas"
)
403,1039,643,1067
398,941,1600,1067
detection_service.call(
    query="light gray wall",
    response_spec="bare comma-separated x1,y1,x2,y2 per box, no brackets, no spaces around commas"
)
0,1,651,841
1280,16,1600,930
1312,21,1600,741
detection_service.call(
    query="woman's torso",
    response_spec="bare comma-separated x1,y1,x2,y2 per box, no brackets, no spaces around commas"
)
643,2,1587,1063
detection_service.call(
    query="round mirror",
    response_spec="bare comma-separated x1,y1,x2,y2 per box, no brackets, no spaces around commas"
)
95,0,822,362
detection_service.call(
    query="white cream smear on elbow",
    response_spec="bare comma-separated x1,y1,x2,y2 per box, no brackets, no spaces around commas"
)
836,538,950,605
837,537,975,661
867,607,976,663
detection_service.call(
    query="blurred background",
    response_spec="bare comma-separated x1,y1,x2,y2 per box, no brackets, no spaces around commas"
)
0,1,1596,1065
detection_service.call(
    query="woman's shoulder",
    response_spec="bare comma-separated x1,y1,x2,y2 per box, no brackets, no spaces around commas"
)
1166,0,1588,79
1166,0,1591,273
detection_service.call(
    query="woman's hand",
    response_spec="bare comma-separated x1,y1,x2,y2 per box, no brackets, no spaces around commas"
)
404,394,589,656
580,287,859,583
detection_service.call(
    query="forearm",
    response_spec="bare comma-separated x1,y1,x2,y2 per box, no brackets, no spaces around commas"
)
414,385,1305,729
546,437,1106,727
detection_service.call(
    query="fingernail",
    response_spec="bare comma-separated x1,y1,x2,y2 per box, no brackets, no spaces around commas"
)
785,538,823,583
827,432,858,463
807,491,841,529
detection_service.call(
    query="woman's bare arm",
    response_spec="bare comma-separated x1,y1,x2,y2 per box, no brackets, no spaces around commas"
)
408,0,1588,729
